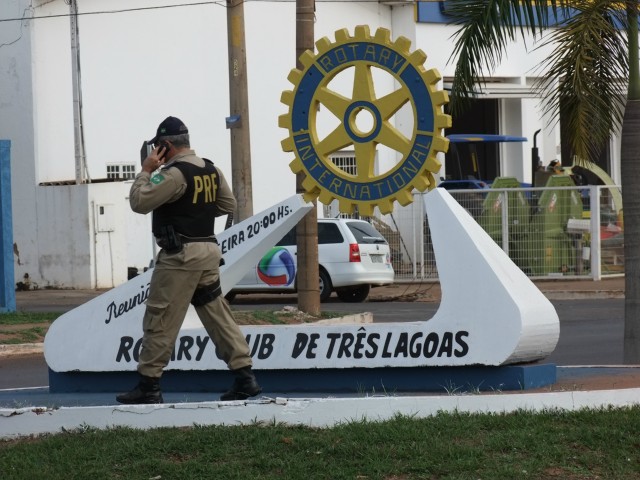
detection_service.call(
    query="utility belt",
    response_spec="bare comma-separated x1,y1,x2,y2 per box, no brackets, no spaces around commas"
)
155,225,217,254
181,236,218,244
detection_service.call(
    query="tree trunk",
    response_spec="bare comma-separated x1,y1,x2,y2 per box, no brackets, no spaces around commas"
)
295,0,320,315
622,99,640,363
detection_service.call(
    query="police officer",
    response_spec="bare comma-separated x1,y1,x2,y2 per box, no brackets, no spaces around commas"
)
116,116,261,404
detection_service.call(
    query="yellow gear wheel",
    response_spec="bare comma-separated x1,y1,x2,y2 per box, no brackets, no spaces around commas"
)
279,25,451,216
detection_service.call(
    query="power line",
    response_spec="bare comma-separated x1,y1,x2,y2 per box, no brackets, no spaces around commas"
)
0,1,225,23
0,0,383,23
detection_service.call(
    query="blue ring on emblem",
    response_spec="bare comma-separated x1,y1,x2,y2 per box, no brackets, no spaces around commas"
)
343,101,383,144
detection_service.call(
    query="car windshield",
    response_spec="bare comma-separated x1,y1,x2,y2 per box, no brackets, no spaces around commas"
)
346,221,387,244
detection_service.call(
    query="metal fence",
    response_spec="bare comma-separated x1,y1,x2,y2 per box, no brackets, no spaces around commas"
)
327,185,624,282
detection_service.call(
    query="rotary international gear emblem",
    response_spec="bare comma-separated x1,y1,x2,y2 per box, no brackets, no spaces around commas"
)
279,25,451,215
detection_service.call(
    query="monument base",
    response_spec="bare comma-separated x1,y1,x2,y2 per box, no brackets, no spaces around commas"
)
49,364,556,394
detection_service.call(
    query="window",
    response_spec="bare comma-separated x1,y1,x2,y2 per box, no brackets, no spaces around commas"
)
276,223,345,246
324,152,360,218
318,223,344,244
346,221,387,245
276,228,297,247
107,164,136,180
331,152,357,176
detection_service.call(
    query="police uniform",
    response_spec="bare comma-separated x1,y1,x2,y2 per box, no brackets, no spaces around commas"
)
129,149,252,379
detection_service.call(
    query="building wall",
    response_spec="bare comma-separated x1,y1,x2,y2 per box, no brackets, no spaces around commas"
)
1,0,39,286
32,182,140,289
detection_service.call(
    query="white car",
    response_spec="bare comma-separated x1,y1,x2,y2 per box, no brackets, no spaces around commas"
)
226,218,395,302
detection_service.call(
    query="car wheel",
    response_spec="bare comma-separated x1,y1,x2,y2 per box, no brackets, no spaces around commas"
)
319,269,333,302
336,284,370,303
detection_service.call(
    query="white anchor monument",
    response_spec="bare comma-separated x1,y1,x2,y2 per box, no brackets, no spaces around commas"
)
44,189,559,394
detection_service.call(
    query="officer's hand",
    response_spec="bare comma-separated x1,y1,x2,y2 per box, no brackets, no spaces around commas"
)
142,146,166,173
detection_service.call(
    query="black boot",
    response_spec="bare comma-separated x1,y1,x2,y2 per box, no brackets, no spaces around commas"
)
220,367,262,401
116,375,163,404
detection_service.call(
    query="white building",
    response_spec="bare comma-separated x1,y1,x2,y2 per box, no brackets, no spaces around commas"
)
0,0,622,289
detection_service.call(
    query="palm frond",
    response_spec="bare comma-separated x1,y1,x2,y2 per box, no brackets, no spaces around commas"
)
537,0,628,162
447,0,560,114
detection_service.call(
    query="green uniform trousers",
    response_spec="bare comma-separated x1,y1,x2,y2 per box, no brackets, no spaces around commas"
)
137,242,251,378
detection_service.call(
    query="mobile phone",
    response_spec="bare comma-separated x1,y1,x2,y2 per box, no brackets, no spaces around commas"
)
156,141,170,159
140,141,153,165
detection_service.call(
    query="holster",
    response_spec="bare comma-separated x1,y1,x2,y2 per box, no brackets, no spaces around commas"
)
191,279,222,307
156,225,183,254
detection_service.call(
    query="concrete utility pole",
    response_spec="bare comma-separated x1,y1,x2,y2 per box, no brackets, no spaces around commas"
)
296,0,320,315
69,0,89,184
226,0,254,221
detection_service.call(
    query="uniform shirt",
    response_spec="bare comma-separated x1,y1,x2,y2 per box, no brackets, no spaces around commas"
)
129,149,236,218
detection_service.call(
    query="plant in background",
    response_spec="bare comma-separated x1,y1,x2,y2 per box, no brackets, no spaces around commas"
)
446,0,640,362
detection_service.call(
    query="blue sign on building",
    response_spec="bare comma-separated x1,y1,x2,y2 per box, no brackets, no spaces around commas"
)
0,140,16,312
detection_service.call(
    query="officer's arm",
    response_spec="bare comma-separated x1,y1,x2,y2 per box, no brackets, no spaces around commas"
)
129,169,185,214
214,170,237,216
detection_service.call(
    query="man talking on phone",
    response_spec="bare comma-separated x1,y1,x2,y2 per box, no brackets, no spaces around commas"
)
116,116,261,404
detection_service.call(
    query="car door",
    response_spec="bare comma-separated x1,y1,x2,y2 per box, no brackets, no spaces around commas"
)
316,220,346,274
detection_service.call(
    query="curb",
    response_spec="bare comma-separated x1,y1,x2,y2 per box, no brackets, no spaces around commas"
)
314,312,373,325
0,343,43,356
4,386,640,440
542,291,624,300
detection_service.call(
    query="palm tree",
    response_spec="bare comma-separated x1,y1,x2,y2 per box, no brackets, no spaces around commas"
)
445,0,640,363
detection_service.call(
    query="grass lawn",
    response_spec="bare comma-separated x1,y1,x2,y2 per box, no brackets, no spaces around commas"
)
3,313,639,479
1,409,640,479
